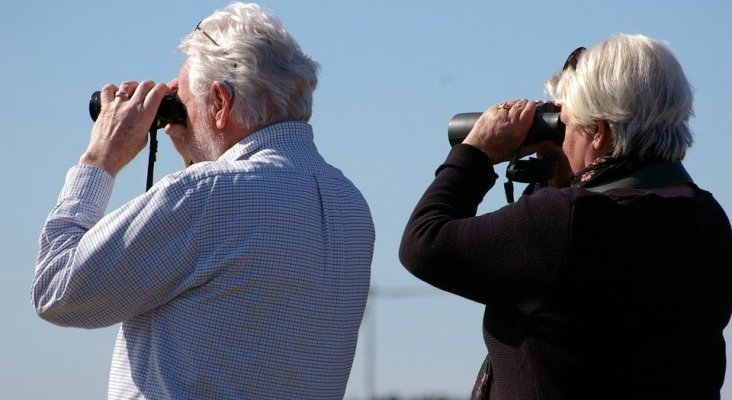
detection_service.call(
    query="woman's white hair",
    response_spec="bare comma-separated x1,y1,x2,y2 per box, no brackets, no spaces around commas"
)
545,34,694,161
179,2,320,129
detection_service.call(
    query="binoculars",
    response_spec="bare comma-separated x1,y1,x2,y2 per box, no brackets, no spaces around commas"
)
88,91,187,129
447,102,565,147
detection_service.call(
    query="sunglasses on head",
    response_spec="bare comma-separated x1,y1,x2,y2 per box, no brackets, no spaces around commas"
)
562,46,586,71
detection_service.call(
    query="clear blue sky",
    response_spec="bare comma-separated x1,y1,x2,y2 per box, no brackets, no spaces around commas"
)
2,1,731,399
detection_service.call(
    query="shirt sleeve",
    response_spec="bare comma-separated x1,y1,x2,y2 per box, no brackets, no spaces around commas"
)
399,144,572,307
32,165,199,328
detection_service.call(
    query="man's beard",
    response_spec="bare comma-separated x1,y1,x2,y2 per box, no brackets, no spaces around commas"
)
190,107,225,162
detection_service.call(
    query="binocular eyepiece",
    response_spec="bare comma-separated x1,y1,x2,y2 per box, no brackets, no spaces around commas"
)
447,102,565,147
88,91,188,130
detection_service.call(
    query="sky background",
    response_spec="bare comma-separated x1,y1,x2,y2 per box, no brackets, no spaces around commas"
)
1,1,731,399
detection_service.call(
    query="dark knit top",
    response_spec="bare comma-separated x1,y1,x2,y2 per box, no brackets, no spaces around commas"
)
399,145,732,400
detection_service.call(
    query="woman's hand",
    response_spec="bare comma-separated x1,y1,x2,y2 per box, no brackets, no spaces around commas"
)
535,141,573,188
462,99,536,164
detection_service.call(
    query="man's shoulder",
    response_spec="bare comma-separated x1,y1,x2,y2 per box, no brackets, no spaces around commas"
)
154,156,349,198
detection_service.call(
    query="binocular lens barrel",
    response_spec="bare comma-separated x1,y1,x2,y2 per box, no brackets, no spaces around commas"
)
447,104,565,147
88,91,188,129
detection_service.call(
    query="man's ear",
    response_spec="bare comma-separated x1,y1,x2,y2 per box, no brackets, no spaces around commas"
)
592,121,613,152
209,81,234,129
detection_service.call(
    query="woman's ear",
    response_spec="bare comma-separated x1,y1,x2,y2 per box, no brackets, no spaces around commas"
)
592,121,613,153
209,81,234,129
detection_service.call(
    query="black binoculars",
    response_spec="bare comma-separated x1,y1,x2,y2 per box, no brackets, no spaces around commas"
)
447,102,565,147
88,91,188,130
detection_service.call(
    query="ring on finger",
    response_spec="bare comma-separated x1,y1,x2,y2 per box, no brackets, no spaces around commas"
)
115,91,130,99
497,102,510,110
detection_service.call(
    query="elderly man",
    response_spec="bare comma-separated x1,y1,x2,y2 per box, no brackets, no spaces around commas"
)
32,3,374,399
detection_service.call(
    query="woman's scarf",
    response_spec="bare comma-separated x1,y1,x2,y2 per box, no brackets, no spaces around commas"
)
570,155,649,188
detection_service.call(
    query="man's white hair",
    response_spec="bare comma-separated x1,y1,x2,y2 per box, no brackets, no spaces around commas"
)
180,2,320,129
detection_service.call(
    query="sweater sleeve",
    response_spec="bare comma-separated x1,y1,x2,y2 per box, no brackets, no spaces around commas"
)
399,144,572,306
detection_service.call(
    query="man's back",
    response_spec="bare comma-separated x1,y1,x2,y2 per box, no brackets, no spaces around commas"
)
34,122,375,399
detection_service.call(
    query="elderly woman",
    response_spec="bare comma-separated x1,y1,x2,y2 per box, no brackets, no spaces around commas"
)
399,34,732,399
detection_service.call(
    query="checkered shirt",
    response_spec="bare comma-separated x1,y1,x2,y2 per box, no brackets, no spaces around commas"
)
33,121,375,399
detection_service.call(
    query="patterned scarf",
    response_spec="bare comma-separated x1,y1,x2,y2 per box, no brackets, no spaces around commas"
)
569,155,650,188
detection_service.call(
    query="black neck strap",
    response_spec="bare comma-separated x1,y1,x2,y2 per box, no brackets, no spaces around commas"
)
584,161,693,193
146,127,158,191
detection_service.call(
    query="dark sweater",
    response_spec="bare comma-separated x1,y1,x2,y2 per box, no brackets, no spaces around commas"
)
399,145,732,400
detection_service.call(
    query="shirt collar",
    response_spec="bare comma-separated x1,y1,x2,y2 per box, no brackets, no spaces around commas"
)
218,121,314,162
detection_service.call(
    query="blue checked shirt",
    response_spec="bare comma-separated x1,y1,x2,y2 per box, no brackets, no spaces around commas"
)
33,121,375,400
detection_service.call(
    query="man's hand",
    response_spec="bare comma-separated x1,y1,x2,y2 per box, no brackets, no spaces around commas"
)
162,77,193,167
80,80,171,176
